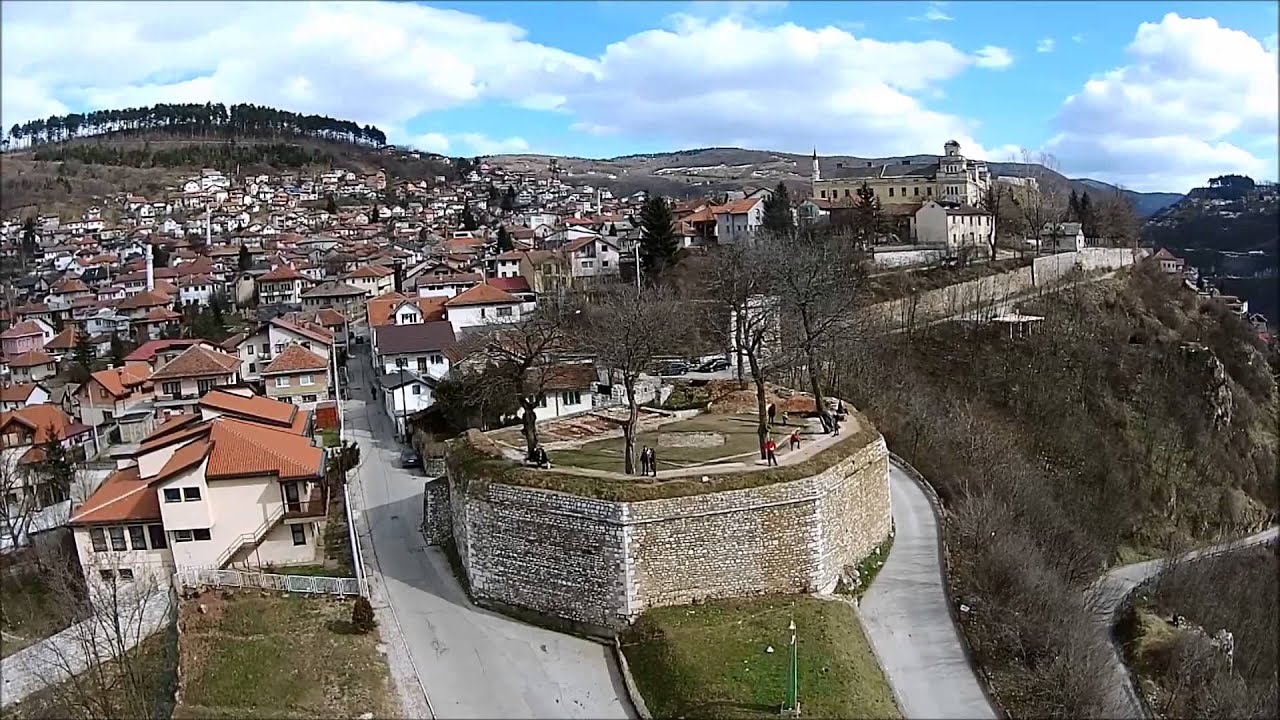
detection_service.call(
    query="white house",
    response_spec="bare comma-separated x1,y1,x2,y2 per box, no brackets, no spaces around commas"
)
713,194,768,244
372,321,456,380
379,371,438,438
563,236,621,280
914,201,994,252
443,282,526,336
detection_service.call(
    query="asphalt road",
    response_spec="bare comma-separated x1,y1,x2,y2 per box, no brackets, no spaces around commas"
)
858,462,997,720
344,353,632,720
1085,525,1280,718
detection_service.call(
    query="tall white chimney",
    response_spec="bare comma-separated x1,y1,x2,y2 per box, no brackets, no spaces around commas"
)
145,243,155,291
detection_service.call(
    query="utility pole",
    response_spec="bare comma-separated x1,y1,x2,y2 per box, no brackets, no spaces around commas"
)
783,614,800,716
634,243,641,297
395,358,407,442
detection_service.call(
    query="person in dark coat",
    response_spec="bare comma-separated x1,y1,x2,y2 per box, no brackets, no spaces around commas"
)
535,446,551,469
640,446,652,475
647,447,659,476
767,403,777,426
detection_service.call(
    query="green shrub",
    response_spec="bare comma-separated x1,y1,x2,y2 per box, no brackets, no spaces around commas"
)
351,596,377,634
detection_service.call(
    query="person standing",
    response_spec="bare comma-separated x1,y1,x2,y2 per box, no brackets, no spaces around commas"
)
765,437,779,466
648,447,659,476
789,428,801,450
767,403,777,427
639,446,651,476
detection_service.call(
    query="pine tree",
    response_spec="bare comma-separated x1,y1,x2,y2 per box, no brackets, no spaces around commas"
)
153,244,170,268
761,182,794,237
238,243,251,270
34,423,76,502
496,226,513,252
73,329,95,369
371,203,380,223
852,182,885,251
110,334,126,366
1067,189,1081,222
501,186,516,213
639,195,678,278
1078,191,1094,237
460,206,478,231
326,194,338,214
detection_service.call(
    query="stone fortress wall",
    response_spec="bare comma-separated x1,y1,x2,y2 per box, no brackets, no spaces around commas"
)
424,432,891,632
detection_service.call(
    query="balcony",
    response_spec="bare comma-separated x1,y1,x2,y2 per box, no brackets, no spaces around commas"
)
283,484,328,520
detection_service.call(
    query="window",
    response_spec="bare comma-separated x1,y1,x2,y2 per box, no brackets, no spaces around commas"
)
197,379,216,395
562,390,582,406
480,308,486,318
174,529,193,543
183,487,201,502
291,524,307,546
260,343,269,354
99,569,116,581
148,525,167,549
430,354,444,365
913,187,920,196
581,260,594,269
90,527,107,551
411,385,421,395
496,306,512,317
128,525,147,550
300,375,314,386
820,190,827,199
537,394,547,408
400,313,415,324
417,358,428,372
302,341,311,350
162,381,181,396
163,488,181,503
119,569,135,581
248,363,257,373
887,187,894,197
601,260,610,268
274,343,285,354
275,377,291,388
247,345,256,356
844,189,852,198
108,526,127,551
193,528,211,541
927,187,933,196
302,394,317,403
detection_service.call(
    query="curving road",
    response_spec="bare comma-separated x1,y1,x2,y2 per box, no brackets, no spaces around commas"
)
344,351,632,719
858,461,998,720
1085,525,1280,718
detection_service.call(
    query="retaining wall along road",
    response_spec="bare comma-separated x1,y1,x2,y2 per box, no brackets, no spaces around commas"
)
428,435,891,631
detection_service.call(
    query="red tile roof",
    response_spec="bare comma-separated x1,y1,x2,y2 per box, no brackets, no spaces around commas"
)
7,350,55,368
262,344,328,375
68,466,161,525
149,344,243,381
1,321,46,339
258,264,308,282
445,282,519,307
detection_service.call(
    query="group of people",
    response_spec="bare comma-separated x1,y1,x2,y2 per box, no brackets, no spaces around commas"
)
639,446,660,476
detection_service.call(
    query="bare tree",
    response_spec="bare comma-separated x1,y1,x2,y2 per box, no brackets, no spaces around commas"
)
21,553,173,718
1009,149,1069,283
978,179,1011,260
576,284,684,474
1096,186,1141,249
767,226,857,430
704,243,784,458
460,300,578,460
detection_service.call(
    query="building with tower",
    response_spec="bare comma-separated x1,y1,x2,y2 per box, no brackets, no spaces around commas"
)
810,140,992,208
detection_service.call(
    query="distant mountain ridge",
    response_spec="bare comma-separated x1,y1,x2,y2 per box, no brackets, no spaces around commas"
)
490,146,1184,217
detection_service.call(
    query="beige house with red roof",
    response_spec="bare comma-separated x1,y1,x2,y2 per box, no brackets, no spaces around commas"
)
262,344,330,409
444,281,526,335
1,319,56,357
8,350,58,383
1,404,96,513
150,345,245,417
67,390,326,585
0,382,51,411
256,264,311,305
341,264,396,298
74,363,155,429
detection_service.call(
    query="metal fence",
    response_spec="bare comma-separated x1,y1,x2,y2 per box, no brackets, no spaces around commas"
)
173,567,367,598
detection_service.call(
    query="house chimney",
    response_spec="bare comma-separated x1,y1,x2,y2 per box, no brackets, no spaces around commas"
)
145,243,155,291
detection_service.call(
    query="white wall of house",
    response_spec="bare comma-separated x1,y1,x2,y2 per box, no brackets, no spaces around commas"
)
246,520,320,568
446,302,522,335
155,464,213,532
165,473,281,569
380,352,450,379
383,381,434,436
536,387,596,419
72,525,174,589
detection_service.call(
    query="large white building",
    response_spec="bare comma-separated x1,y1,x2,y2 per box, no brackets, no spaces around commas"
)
812,141,992,209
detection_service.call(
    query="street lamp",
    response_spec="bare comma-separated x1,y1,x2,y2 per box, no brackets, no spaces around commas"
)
783,615,800,717
394,358,407,441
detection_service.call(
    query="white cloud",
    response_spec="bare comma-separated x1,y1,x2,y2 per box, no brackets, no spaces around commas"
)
1071,34,1085,43
1048,13,1279,191
973,45,1014,69
1036,37,1055,53
911,2,953,22
0,1,1012,164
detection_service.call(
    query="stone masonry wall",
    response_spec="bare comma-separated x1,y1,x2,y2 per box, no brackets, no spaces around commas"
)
421,477,452,546
441,433,891,631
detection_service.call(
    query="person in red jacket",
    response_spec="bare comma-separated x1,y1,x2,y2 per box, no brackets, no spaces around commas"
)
764,437,779,466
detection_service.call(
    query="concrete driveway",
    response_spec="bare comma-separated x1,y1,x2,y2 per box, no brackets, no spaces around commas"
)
858,462,997,720
344,354,632,720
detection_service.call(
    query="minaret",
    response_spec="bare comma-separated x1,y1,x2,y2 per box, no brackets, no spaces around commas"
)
145,243,155,291
812,148,821,182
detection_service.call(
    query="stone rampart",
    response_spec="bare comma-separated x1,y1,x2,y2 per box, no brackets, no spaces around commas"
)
431,431,891,631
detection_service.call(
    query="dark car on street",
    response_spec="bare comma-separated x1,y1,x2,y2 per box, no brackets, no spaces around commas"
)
697,357,730,373
660,360,689,376
400,449,422,469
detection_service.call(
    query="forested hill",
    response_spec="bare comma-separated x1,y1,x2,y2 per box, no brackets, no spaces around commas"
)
4,102,387,149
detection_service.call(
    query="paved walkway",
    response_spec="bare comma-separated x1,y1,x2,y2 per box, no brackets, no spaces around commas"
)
346,351,632,719
859,461,997,720
1085,525,1279,718
0,589,171,708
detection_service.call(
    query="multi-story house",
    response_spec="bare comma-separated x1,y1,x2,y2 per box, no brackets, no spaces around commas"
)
1,404,96,512
372,321,456,380
8,351,58,383
812,141,992,209
1,319,56,357
149,344,244,417
262,344,331,409
0,382,51,410
563,236,621,281
74,364,155,429
379,371,438,439
256,265,311,305
341,265,396,298
443,282,526,336
713,194,768,244
66,390,326,586
300,281,367,320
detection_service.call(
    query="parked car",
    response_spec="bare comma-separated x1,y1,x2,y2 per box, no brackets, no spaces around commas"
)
661,360,689,376
697,357,730,373
400,449,422,469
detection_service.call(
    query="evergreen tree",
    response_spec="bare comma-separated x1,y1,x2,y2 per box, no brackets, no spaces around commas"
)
209,293,225,324
371,203,381,222
238,243,251,270
73,329,95,370
487,184,500,203
761,182,794,237
851,182,885,250
153,244,170,268
638,195,678,278
109,334,126,366
501,186,516,213
460,206,479,231
20,217,37,268
34,424,76,503
496,226,513,252
326,194,338,214
1078,191,1094,237
1067,189,1081,222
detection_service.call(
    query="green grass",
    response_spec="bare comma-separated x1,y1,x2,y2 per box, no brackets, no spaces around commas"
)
175,592,395,719
323,496,354,575
553,413,775,472
319,430,340,448
448,412,880,503
622,595,900,719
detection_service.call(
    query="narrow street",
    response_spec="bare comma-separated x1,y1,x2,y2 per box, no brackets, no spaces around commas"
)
342,349,632,719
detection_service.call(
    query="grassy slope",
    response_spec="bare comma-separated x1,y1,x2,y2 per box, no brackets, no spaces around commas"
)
622,595,899,720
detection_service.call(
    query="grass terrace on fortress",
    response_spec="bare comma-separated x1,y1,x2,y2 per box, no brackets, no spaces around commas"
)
422,381,893,634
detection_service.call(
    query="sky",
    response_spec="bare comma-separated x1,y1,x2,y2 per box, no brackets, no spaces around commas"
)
1,0,1276,193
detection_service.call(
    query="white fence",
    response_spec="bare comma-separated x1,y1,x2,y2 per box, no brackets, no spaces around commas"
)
173,567,367,598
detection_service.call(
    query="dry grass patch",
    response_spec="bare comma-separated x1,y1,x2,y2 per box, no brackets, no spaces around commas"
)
174,590,396,719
